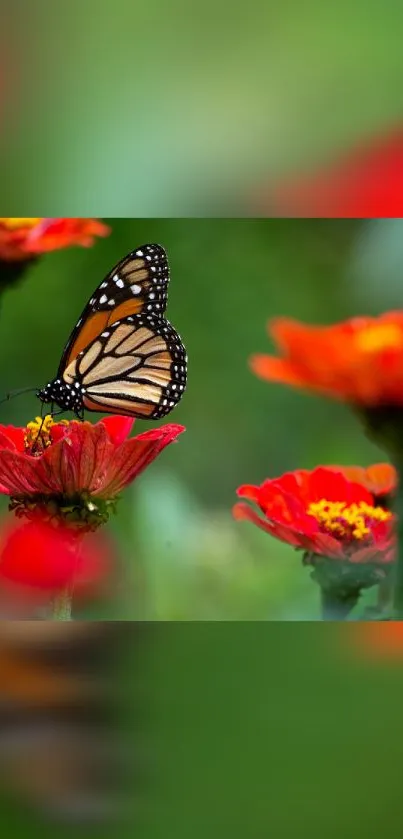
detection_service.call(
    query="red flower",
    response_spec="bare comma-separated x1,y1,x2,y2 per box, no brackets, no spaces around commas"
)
250,313,403,406
0,517,112,617
0,415,185,528
234,467,393,564
0,519,109,592
0,218,110,261
259,126,403,218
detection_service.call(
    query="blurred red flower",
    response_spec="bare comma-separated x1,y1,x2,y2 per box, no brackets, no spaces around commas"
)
234,467,393,564
0,518,108,593
251,313,403,406
261,126,403,218
0,217,110,261
0,415,185,528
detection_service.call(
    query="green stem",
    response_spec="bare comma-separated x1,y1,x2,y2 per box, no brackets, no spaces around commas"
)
393,468,403,618
52,586,73,620
320,588,359,621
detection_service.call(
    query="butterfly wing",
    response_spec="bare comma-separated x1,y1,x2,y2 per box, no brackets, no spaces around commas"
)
58,244,169,374
63,314,187,419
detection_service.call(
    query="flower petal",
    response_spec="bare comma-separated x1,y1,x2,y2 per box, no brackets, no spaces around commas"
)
0,451,57,495
24,218,110,253
249,354,311,388
98,424,185,497
0,425,25,451
233,502,321,552
99,416,134,446
327,463,397,499
233,502,300,545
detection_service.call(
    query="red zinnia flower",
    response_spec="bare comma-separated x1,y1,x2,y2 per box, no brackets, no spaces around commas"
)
0,415,185,528
234,467,393,564
250,313,403,406
0,217,110,261
258,125,403,218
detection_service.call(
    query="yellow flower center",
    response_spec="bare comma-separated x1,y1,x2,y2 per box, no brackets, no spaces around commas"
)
355,323,403,354
307,499,391,541
24,415,70,454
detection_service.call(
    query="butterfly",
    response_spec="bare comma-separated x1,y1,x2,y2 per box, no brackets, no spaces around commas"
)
37,244,187,420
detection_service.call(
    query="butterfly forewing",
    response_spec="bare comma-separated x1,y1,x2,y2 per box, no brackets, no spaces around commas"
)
58,244,170,372
64,314,187,419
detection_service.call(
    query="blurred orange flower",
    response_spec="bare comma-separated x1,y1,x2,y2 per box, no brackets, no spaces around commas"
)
0,217,110,261
262,126,403,218
353,623,403,660
251,313,403,406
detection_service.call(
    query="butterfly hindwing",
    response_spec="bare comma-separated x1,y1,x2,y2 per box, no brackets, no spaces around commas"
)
63,313,187,419
58,244,170,372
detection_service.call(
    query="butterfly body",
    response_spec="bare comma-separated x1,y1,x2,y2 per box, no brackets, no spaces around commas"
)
37,244,187,420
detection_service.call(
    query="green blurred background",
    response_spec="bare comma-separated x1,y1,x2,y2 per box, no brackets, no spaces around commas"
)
2,1,403,213
0,218,401,620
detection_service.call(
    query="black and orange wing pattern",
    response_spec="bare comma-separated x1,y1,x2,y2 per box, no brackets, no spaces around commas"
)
63,313,187,419
58,244,170,373
39,243,187,419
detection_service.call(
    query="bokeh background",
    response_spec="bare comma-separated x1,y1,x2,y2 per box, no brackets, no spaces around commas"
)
0,217,401,620
2,1,403,215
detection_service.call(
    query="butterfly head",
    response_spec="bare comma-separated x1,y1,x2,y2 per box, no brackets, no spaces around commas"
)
37,378,84,417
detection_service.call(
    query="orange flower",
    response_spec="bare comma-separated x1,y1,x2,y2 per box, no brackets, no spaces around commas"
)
251,312,403,406
0,218,110,261
352,623,403,661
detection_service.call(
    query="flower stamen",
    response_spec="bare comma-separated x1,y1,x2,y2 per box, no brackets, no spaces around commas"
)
307,499,391,542
24,415,70,455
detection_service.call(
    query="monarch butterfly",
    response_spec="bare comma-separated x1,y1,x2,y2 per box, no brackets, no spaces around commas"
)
37,244,187,420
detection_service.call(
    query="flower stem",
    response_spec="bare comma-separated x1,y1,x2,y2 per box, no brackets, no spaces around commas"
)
52,586,73,621
393,467,403,618
320,588,359,621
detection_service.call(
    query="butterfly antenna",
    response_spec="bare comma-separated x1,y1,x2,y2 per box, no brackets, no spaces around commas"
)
0,386,38,406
